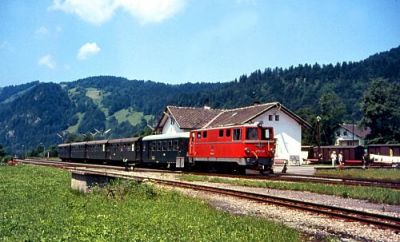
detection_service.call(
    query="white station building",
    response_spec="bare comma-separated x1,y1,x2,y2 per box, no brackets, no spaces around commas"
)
155,102,311,165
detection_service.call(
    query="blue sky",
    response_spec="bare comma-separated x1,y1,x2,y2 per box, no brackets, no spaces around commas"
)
0,0,399,87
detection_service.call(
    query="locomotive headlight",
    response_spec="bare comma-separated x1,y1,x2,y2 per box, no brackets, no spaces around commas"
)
244,147,250,154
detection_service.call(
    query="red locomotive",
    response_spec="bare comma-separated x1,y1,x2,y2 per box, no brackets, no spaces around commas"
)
188,124,276,173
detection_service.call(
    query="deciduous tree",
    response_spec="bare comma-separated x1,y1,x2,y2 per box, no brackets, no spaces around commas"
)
361,79,400,143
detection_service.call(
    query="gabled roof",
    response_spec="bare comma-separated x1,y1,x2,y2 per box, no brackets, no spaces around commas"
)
156,102,312,131
339,124,370,138
156,106,222,131
205,103,276,128
205,102,311,129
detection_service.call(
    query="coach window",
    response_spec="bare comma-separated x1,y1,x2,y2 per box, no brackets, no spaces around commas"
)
226,129,231,137
203,131,207,138
246,128,258,140
219,129,224,137
132,144,135,151
233,129,241,140
168,141,173,151
174,140,179,151
102,144,106,152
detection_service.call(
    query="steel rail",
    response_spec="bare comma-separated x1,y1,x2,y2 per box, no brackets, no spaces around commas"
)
18,159,400,189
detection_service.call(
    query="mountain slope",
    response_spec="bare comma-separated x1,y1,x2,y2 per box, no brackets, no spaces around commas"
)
0,46,399,154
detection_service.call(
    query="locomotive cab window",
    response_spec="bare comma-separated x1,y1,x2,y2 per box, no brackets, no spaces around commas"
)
203,131,207,138
262,128,273,140
233,129,241,140
226,129,231,137
197,132,201,139
246,128,258,140
219,129,224,137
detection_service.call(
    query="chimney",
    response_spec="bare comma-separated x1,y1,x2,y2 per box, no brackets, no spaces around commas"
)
203,106,211,110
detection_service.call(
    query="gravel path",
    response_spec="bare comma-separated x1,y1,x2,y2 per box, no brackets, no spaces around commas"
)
82,169,400,241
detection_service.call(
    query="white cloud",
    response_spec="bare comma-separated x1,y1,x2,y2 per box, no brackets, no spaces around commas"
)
38,55,56,69
50,0,186,25
77,42,101,60
35,26,49,38
118,0,186,24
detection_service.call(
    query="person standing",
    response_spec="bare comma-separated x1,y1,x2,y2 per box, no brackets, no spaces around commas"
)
330,151,337,167
338,152,343,166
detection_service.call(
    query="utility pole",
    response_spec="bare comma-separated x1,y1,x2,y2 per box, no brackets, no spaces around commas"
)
316,116,321,161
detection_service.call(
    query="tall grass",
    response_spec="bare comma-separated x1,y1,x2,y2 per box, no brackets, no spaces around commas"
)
0,165,301,241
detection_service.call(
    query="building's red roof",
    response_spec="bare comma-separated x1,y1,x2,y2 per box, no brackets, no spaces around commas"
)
205,103,276,128
166,106,222,129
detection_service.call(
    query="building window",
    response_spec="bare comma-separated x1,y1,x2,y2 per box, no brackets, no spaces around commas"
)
275,115,279,121
343,131,348,136
268,115,273,121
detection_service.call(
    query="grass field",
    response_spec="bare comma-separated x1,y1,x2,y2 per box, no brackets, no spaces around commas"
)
0,165,301,241
316,168,400,181
179,174,400,205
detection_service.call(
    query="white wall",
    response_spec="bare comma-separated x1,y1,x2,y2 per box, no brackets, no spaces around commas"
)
253,108,302,165
335,127,363,146
162,117,183,134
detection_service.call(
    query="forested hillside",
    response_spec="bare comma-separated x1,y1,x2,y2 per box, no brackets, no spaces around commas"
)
0,46,399,154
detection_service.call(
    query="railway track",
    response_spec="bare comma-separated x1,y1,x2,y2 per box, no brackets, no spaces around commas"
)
18,158,400,189
15,158,400,231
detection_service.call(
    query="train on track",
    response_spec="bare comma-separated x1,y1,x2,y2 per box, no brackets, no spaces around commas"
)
58,124,276,174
